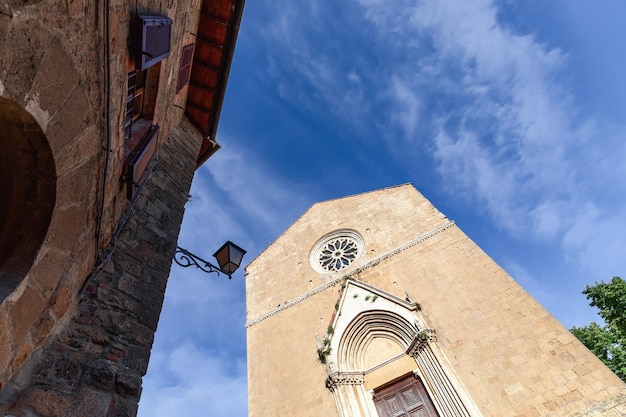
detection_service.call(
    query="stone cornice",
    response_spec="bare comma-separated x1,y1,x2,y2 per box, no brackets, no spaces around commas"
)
406,328,437,358
325,372,366,391
245,220,455,328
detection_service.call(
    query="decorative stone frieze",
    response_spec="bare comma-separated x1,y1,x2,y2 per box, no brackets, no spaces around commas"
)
245,220,455,328
326,372,366,392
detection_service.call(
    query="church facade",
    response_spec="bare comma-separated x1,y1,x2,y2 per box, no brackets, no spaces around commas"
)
245,184,626,417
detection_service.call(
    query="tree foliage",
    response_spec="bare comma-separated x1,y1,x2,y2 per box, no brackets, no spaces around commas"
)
570,276,626,382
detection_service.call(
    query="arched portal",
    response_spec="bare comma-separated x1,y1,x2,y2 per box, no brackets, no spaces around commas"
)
324,279,481,417
0,96,56,301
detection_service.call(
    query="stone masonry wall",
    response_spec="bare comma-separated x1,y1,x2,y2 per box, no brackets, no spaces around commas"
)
245,184,626,417
0,0,104,389
0,118,202,416
0,0,203,405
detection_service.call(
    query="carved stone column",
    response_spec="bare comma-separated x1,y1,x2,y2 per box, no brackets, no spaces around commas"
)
407,329,480,417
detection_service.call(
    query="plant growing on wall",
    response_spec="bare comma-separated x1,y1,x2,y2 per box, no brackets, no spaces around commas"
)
417,330,430,342
317,326,336,364
317,345,332,364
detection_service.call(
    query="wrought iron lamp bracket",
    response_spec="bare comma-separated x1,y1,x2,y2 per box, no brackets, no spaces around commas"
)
173,246,232,278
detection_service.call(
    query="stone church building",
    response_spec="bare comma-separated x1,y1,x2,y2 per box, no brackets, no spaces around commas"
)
245,184,626,417
0,0,243,414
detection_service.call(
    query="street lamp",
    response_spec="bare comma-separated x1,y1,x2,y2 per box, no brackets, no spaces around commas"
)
173,241,247,279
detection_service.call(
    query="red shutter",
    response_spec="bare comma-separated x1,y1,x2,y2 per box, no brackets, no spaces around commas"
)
126,125,159,200
135,16,172,71
176,43,195,93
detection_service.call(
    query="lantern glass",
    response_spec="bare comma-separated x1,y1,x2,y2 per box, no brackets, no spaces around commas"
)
213,241,247,274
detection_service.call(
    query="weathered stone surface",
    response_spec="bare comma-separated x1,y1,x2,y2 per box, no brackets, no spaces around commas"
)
246,185,626,417
115,370,142,398
31,312,54,347
45,204,89,253
52,283,74,319
0,312,10,379
28,249,66,299
55,157,99,208
15,386,112,417
46,86,93,155
32,38,79,112
0,22,49,104
8,286,45,344
84,359,116,391
0,1,217,415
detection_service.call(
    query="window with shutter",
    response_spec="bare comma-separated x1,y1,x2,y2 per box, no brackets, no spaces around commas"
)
135,15,172,71
123,61,162,200
126,125,159,200
176,43,195,94
124,70,146,129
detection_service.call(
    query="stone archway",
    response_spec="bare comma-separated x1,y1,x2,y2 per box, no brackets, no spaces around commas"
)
324,279,481,417
0,96,56,301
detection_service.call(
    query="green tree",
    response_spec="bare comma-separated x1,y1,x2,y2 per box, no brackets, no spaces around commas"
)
570,276,626,382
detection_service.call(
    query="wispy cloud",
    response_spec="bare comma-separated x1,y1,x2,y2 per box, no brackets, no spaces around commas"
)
143,1,626,414
355,0,626,278
182,139,310,257
253,0,626,285
140,138,312,417
139,342,247,417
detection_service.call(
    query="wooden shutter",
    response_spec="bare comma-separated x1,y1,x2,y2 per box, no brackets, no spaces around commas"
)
176,43,195,93
126,125,159,200
135,15,172,71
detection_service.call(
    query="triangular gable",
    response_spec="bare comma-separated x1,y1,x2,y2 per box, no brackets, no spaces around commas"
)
244,183,418,270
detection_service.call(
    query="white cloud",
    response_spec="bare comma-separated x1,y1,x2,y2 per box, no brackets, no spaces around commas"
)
247,0,626,303
354,0,626,277
141,138,312,417
389,76,420,139
139,342,247,417
561,206,626,278
200,142,309,239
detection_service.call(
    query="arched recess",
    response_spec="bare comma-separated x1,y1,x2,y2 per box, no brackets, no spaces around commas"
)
338,310,415,372
322,279,482,417
0,96,56,302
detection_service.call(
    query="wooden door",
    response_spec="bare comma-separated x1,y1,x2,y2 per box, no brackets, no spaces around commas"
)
373,374,440,417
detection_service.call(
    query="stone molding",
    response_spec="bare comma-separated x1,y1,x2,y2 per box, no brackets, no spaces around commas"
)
406,328,437,357
409,339,478,417
321,282,482,417
245,220,455,327
325,372,366,392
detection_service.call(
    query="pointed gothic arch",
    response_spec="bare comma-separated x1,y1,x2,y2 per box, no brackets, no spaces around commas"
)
338,309,415,372
323,279,482,417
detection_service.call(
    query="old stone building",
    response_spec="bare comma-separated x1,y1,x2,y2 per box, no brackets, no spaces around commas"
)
245,184,626,417
0,0,243,414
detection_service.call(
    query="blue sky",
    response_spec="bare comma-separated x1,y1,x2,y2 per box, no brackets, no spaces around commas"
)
138,0,626,415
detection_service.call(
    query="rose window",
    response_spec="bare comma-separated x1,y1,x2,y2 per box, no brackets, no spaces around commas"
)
311,230,364,273
318,237,359,272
